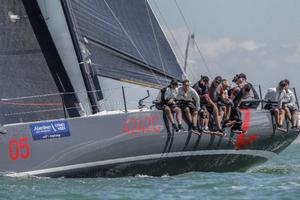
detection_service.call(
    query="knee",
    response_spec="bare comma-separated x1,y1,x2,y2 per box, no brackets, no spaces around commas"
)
193,111,198,117
175,108,181,114
184,107,190,114
213,105,218,112
164,107,171,113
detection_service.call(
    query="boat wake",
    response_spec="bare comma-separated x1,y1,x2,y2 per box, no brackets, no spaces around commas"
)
135,174,170,178
1,172,51,180
248,164,300,175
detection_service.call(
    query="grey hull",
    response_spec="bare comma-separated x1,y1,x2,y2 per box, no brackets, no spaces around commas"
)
1,109,298,178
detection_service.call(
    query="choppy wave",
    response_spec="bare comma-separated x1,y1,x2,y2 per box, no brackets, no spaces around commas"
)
249,165,300,175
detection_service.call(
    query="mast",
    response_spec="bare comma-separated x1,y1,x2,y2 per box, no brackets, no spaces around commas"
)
183,33,195,73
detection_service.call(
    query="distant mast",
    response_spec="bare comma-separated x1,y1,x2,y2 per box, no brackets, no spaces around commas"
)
183,33,195,74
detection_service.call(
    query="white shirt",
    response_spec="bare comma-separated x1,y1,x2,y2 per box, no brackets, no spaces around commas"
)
264,87,296,108
164,87,178,101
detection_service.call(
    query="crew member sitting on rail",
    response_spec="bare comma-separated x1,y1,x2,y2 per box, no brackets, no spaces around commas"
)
193,75,210,131
280,79,298,129
264,80,288,130
230,84,252,132
234,73,260,109
207,76,225,133
155,84,169,110
177,79,200,131
228,74,239,98
164,79,183,131
221,79,232,121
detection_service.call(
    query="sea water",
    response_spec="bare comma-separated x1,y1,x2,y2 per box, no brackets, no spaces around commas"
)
1,144,300,200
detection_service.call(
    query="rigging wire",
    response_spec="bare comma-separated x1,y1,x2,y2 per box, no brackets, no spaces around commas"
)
145,0,168,83
173,0,213,77
150,0,185,64
103,0,164,87
149,0,198,82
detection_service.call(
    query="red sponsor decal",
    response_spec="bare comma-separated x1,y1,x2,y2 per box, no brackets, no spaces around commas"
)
235,133,257,150
123,114,161,135
8,137,30,161
235,110,257,150
241,109,251,132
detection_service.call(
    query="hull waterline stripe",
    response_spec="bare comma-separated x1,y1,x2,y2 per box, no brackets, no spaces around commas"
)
7,149,277,177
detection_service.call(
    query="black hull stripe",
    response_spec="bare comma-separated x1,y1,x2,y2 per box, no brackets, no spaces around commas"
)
8,149,277,177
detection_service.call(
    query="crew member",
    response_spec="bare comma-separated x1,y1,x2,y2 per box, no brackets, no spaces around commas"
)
230,84,252,132
280,79,298,129
193,75,210,131
207,76,225,133
221,79,232,121
235,73,260,109
264,80,288,130
164,79,182,131
177,79,200,131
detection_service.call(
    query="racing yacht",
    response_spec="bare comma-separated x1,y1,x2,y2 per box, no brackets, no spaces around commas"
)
0,0,298,178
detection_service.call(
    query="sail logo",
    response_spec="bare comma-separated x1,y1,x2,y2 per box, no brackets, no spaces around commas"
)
30,120,70,140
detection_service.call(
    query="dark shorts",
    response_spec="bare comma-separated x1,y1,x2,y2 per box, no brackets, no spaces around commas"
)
230,106,242,122
163,103,179,113
217,102,226,112
180,101,198,113
199,109,209,118
206,102,225,113
287,105,297,112
264,103,277,110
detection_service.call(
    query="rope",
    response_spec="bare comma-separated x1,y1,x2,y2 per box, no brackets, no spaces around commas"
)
0,87,122,102
0,101,63,107
0,99,150,117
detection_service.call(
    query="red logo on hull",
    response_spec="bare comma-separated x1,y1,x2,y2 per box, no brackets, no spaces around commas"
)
123,114,161,135
235,110,258,150
235,133,257,150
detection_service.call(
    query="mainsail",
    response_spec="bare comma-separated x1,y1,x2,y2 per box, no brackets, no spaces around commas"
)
62,0,184,86
0,0,79,124
0,0,184,125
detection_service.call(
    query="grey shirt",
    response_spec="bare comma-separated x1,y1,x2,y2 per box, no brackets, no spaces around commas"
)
177,86,200,110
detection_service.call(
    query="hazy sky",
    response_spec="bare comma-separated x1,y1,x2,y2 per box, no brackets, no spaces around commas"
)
150,0,300,95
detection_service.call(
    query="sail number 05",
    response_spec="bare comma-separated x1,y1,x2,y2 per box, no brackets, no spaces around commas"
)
8,137,30,161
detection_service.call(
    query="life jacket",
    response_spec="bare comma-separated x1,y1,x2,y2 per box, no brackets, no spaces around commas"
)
193,82,209,105
193,82,208,96
160,86,169,105
155,86,169,110
209,85,224,103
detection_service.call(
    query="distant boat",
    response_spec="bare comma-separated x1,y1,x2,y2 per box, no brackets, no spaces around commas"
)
0,0,298,178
